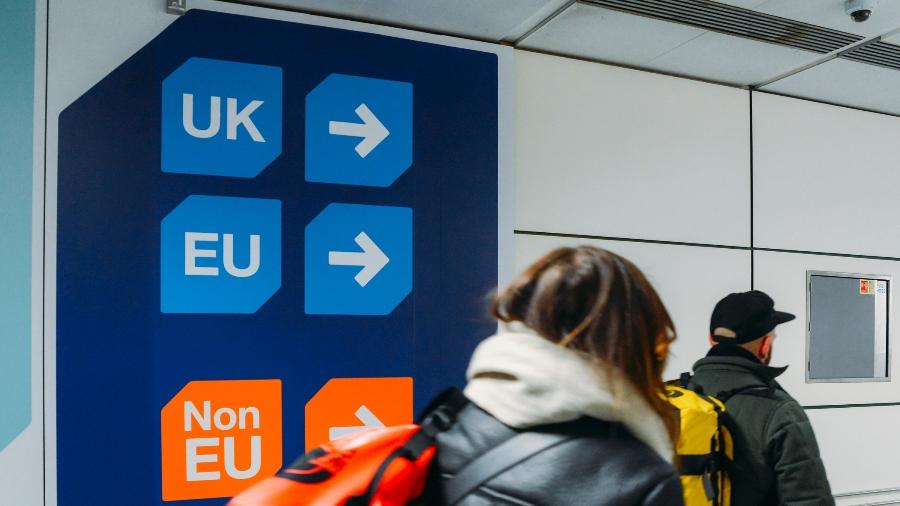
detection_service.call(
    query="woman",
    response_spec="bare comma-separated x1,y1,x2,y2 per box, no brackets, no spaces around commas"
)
423,246,684,505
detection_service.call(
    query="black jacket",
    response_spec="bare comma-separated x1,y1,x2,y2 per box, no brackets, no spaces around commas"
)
422,401,684,505
690,345,834,506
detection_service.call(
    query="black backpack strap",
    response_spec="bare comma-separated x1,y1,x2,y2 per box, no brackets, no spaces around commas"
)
347,388,468,506
716,382,776,403
416,388,469,427
444,431,576,505
666,372,707,395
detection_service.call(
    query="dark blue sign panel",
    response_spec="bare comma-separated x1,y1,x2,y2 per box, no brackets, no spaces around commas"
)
57,10,498,505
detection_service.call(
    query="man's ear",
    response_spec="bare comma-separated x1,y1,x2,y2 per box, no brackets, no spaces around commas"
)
709,334,717,346
760,334,774,359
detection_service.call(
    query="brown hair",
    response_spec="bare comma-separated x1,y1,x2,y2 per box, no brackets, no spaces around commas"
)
492,246,677,443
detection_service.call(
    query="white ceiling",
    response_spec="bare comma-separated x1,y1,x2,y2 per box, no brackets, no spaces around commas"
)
647,31,820,86
761,57,900,116
250,0,569,41
720,0,900,37
880,29,900,45
520,3,823,85
518,4,707,66
252,0,900,116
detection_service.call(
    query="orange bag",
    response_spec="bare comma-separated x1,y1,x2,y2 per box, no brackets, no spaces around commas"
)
229,390,465,506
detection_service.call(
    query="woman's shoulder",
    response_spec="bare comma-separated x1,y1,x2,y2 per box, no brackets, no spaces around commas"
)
438,403,674,475
430,404,680,505
549,416,676,472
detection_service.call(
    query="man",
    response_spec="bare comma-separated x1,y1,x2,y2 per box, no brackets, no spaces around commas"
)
690,290,833,506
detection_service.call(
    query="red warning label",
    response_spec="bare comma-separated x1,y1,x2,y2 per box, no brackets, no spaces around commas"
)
860,279,876,295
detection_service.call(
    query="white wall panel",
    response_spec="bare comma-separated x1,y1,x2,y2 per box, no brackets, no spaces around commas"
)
755,250,900,406
754,92,900,257
810,407,900,502
515,51,751,247
515,234,751,377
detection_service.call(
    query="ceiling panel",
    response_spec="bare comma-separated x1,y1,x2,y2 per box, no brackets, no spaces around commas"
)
521,3,822,86
749,0,900,38
761,57,900,116
518,4,707,66
254,0,900,112
648,31,820,86
249,0,569,41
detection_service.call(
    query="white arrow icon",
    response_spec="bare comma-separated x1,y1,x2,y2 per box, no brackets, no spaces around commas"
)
328,405,386,441
328,231,390,287
328,103,390,158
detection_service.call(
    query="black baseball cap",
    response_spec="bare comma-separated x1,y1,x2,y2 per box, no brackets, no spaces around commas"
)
709,290,795,344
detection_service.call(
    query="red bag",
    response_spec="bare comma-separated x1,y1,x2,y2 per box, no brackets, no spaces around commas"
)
228,390,465,506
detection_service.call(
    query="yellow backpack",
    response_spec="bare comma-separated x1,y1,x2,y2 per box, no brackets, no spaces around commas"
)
664,373,776,506
665,381,732,506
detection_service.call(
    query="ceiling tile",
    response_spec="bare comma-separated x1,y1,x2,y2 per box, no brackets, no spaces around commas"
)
249,0,568,41
761,57,900,115
502,0,579,41
751,0,900,38
648,31,820,85
518,3,706,65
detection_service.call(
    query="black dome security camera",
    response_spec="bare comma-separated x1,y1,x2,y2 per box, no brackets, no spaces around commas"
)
851,9,871,22
846,0,878,22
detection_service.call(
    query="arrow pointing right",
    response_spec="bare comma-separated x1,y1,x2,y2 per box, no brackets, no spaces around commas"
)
328,231,390,287
328,103,390,158
328,405,386,441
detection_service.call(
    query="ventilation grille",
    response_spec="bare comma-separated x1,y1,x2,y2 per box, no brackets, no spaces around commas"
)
583,0,863,54
843,41,900,71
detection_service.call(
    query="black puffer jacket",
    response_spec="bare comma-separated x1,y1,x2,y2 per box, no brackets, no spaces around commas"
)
421,401,684,505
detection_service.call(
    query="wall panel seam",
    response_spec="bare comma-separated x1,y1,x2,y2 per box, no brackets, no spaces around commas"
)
749,90,754,289
834,485,900,498
803,401,900,410
756,247,900,262
514,230,751,251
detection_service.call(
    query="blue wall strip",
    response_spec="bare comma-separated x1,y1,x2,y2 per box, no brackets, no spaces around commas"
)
0,0,35,451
